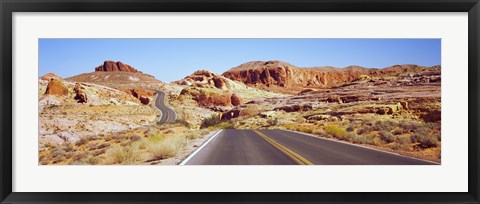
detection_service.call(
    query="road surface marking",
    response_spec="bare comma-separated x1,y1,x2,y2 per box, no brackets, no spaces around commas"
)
282,129,440,165
179,130,223,165
253,130,313,165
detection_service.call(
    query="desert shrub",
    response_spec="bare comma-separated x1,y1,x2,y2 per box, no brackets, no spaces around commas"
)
343,132,357,142
214,122,235,129
312,128,326,136
87,157,101,165
50,148,67,163
357,127,370,135
355,74,371,81
104,143,143,164
392,129,405,135
325,125,348,139
352,134,374,145
62,143,74,152
411,133,439,148
147,136,187,160
414,126,430,136
371,120,396,131
201,114,222,128
267,118,279,126
148,134,165,143
175,118,191,128
296,125,315,133
373,137,383,146
96,143,110,149
75,138,87,146
361,120,374,126
185,132,201,140
130,135,142,141
398,121,424,133
392,143,410,151
72,152,88,162
378,131,396,143
42,141,56,149
346,126,355,132
396,136,411,145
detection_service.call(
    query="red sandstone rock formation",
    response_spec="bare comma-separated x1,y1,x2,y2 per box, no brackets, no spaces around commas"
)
73,83,88,103
45,78,68,96
95,61,141,73
222,60,440,93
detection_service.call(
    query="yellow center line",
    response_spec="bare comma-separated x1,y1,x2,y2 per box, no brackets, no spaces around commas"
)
253,130,313,165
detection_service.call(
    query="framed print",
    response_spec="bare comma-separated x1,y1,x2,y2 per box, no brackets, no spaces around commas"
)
1,0,479,203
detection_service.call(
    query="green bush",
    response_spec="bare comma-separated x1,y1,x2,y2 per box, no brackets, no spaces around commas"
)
396,136,411,145
352,134,374,145
214,122,235,129
175,118,191,128
399,121,422,132
325,125,348,140
357,127,369,135
201,114,222,128
148,134,165,143
379,131,396,143
267,118,279,126
372,120,396,131
411,134,439,148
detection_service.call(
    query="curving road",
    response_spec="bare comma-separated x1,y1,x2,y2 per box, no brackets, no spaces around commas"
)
181,129,438,165
154,90,177,124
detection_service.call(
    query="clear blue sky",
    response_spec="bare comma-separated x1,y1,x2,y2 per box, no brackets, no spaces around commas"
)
39,39,440,82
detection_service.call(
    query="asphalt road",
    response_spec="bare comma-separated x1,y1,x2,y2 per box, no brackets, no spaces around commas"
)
181,129,437,165
154,90,177,124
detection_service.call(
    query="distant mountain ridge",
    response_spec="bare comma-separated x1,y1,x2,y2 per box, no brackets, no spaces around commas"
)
222,60,440,93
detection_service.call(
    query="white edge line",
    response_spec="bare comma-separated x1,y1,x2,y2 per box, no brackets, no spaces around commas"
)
281,129,440,165
179,129,223,165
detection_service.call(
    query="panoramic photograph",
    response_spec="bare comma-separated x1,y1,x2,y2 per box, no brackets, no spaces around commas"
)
38,39,441,165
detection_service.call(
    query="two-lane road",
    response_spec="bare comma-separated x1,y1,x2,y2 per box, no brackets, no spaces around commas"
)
154,90,177,124
181,129,437,165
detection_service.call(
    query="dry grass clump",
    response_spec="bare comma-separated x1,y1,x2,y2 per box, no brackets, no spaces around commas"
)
283,124,315,133
146,136,187,160
103,143,145,164
200,114,222,128
184,129,209,140
378,131,396,143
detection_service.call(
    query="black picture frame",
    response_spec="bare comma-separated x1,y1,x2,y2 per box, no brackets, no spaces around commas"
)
1,0,479,203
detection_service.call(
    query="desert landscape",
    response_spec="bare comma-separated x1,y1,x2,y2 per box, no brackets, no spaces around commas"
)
39,58,441,165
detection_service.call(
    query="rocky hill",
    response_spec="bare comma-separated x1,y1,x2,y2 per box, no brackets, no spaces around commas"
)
66,60,163,90
95,60,141,72
173,69,285,107
222,60,440,94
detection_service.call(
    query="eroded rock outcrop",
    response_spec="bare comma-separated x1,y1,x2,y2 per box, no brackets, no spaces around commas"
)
274,104,313,112
175,70,232,90
221,109,241,120
95,60,141,73
73,83,88,103
230,93,243,106
119,88,154,105
179,87,231,107
45,78,68,96
40,73,62,81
